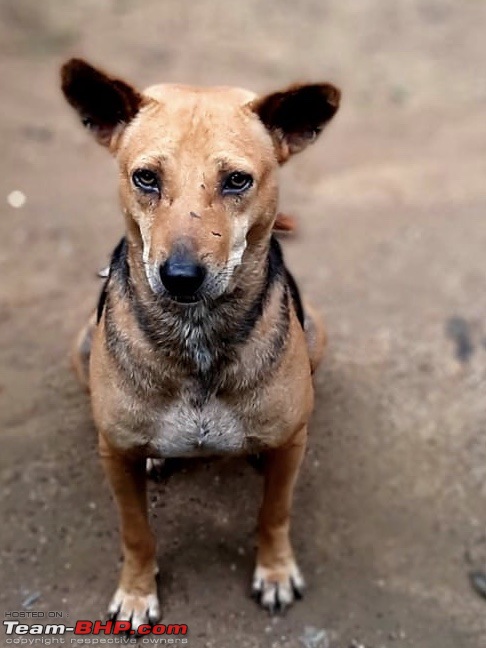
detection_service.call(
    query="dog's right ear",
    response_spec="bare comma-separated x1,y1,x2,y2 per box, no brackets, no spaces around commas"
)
61,58,143,147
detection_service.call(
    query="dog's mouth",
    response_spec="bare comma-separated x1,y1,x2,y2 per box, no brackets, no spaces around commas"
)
169,294,202,306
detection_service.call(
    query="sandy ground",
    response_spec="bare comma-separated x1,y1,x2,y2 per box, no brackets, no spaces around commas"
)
1,1,486,646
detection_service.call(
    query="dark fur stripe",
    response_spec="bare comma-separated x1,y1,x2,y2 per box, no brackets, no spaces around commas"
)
103,289,136,378
285,268,305,328
96,237,129,324
96,283,108,324
224,235,285,346
269,284,291,364
103,291,169,395
110,237,130,283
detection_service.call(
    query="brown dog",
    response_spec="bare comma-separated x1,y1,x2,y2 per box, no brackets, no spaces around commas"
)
61,59,340,627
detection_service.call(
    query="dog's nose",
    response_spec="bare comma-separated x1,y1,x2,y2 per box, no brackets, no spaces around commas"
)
160,252,206,300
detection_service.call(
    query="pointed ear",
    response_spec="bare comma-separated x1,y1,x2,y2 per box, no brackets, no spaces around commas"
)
251,83,340,163
60,58,143,147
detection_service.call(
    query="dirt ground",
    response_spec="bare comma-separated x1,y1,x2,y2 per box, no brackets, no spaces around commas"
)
2,1,486,646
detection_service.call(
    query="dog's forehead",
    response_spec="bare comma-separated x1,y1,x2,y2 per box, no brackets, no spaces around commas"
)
119,83,273,168
142,83,258,106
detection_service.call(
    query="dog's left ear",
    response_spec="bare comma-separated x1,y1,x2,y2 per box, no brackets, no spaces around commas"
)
61,58,143,148
251,83,341,163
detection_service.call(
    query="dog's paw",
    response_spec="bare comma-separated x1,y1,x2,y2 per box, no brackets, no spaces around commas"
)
108,588,160,631
251,561,305,613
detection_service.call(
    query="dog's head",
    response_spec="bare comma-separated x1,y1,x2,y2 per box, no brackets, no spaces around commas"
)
61,59,340,304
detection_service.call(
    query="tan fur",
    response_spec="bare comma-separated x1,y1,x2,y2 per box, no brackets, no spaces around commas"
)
303,302,327,373
62,59,339,625
71,311,96,391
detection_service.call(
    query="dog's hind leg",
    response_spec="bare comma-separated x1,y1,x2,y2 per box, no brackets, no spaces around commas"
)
71,311,96,391
303,302,327,374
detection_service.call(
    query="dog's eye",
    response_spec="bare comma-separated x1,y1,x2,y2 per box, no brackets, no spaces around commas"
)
132,169,160,194
221,172,253,196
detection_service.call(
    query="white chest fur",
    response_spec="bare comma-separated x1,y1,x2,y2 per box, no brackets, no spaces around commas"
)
146,392,252,458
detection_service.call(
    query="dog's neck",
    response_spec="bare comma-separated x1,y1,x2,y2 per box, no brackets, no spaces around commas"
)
109,232,285,382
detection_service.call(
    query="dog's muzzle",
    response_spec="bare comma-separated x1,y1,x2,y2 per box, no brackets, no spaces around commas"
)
159,249,206,302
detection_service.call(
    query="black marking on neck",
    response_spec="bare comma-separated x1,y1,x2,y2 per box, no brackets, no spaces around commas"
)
272,285,291,360
96,237,129,324
103,291,142,385
285,268,305,328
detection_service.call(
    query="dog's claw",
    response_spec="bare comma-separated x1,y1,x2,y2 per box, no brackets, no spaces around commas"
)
261,584,278,612
252,562,305,614
146,457,185,481
251,578,264,601
291,574,305,599
146,458,166,479
106,605,120,621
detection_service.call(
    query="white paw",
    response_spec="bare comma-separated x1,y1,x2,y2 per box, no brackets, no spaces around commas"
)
252,561,305,613
108,588,160,631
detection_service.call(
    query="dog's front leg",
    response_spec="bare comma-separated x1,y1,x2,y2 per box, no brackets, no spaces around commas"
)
252,425,307,612
99,434,160,628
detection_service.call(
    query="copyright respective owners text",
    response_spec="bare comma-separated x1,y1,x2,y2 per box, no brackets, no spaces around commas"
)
3,611,189,645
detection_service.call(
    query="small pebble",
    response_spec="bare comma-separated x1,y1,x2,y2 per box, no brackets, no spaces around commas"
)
22,592,40,609
299,626,330,648
469,570,486,599
7,190,26,209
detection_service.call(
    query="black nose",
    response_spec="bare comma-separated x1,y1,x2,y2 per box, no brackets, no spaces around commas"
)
159,252,206,300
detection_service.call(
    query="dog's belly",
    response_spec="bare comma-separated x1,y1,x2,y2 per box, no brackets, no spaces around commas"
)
146,396,261,458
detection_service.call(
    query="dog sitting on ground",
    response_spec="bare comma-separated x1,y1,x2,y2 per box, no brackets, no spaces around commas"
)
61,58,340,627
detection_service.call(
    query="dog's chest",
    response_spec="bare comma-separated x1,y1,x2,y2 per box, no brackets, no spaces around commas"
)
146,390,258,458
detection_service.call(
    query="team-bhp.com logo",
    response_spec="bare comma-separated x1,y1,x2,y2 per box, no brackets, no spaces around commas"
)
3,620,188,643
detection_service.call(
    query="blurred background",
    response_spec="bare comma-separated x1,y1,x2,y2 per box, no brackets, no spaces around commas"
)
1,1,486,646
